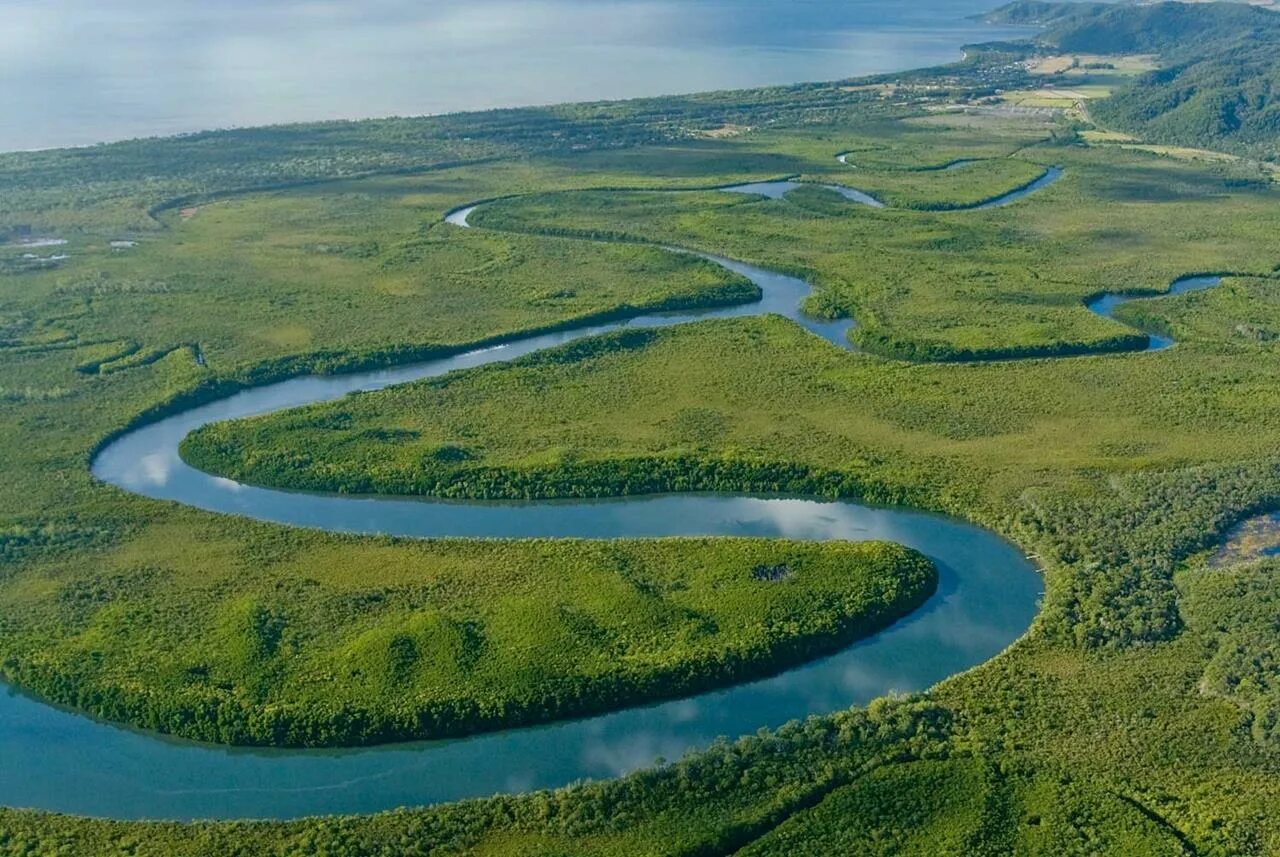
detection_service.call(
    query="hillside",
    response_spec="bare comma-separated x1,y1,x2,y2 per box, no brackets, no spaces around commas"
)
989,0,1280,157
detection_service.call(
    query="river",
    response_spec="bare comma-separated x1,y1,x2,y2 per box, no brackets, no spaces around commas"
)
0,182,1061,821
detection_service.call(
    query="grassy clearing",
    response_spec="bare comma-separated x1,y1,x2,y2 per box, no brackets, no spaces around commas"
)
1028,54,1159,77
997,90,1081,110
1212,512,1280,567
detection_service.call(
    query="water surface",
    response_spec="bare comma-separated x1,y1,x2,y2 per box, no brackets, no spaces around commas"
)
1086,275,1222,350
1,495,1039,820
11,210,1038,821
720,166,1064,211
1,0,1032,152
724,180,885,207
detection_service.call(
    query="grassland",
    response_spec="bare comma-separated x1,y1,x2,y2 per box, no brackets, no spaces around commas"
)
1,7,1280,853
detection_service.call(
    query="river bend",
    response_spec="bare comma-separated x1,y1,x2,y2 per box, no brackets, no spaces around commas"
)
6,167,1143,821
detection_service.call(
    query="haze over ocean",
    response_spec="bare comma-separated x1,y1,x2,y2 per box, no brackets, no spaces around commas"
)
1,0,1029,152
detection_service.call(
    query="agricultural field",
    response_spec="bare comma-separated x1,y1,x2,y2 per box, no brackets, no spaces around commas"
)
2,2,1280,854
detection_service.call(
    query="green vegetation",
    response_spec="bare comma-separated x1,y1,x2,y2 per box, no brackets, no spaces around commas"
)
0,528,932,746
462,143,1275,361
2,3,1280,852
0,57,1030,238
1181,558,1280,750
824,158,1051,210
0,170,764,378
184,312,1280,655
0,697,961,856
1117,275,1280,346
991,0,1280,159
737,757,1195,855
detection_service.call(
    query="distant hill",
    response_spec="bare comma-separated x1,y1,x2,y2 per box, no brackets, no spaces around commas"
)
983,0,1113,27
987,1,1280,157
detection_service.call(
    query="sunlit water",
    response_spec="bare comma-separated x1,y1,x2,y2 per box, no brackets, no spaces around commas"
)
1,0,1033,152
0,190,1045,821
3,160,1216,822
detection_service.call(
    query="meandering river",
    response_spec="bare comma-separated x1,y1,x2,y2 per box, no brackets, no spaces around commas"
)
6,166,1214,821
